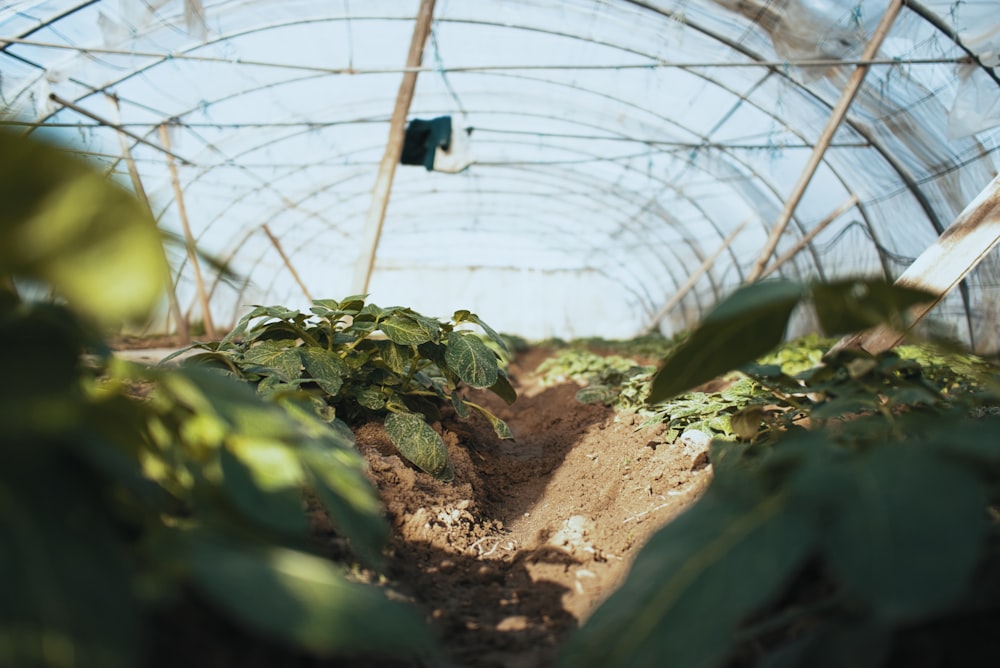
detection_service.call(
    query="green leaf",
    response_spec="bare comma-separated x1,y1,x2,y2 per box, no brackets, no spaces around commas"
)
648,280,805,403
300,347,348,395
375,339,416,375
760,622,891,668
384,411,454,481
299,444,389,567
560,487,815,668
220,442,308,537
469,404,514,440
451,393,471,419
0,130,167,324
379,314,437,345
242,341,302,382
186,532,436,657
0,453,139,668
801,446,988,622
810,279,936,336
454,311,510,354
353,385,387,410
488,373,518,406
445,331,499,388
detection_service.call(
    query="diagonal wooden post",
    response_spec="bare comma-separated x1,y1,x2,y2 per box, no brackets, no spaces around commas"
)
746,0,904,283
758,193,860,279
159,123,217,338
351,0,436,294
107,94,190,343
834,174,1000,355
642,221,747,335
262,223,313,302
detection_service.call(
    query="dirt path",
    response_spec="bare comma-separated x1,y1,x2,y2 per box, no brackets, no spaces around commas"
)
356,348,713,667
143,346,711,667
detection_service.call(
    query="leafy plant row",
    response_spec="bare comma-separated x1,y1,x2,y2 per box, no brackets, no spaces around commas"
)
559,278,1000,668
170,298,516,481
1,130,436,667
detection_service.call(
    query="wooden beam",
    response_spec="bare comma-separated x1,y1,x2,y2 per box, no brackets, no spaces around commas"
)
758,193,860,279
107,95,190,343
262,223,313,302
836,174,1000,354
642,221,747,335
746,0,904,282
159,123,217,338
351,0,436,294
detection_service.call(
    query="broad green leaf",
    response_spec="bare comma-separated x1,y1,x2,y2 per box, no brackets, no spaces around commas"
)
242,341,302,382
375,339,416,375
648,280,805,403
338,295,368,313
384,411,454,481
445,331,499,388
300,347,348,395
451,393,471,419
560,488,815,668
299,445,389,567
489,373,518,405
0,303,86,441
353,385,386,410
0,130,167,324
810,279,936,336
220,441,307,537
802,446,988,622
380,314,437,345
453,311,510,354
186,533,436,657
470,405,514,440
760,622,891,668
311,298,341,310
0,453,138,668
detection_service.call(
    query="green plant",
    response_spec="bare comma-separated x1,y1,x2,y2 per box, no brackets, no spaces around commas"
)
0,129,434,667
171,300,516,481
560,277,1000,668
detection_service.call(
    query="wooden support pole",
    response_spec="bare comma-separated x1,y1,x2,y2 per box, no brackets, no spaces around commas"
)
746,0,904,283
834,174,1000,355
757,193,860,279
262,223,314,302
107,95,190,343
159,123,217,338
351,0,436,294
642,221,748,335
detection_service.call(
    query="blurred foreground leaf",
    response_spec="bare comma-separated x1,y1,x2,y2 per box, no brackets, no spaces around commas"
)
185,531,437,658
0,130,166,324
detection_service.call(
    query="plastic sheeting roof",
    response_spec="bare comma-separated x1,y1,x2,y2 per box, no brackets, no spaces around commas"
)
2,1,1000,348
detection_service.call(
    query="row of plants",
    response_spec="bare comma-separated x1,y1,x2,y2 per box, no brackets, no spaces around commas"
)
559,278,1000,667
1,130,439,667
167,298,516,482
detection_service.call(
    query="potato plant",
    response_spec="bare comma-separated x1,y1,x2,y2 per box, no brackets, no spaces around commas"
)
171,299,517,481
0,130,435,668
560,278,1000,668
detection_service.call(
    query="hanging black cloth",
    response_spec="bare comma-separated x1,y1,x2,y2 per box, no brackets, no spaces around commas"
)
400,116,452,171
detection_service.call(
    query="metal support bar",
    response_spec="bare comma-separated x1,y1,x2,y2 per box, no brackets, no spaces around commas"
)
350,0,436,294
159,123,217,338
836,174,1000,354
746,0,904,282
107,94,190,343
758,193,860,279
262,224,314,303
642,220,748,335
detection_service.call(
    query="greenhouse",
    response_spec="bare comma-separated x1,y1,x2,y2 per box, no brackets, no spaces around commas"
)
3,1,1000,667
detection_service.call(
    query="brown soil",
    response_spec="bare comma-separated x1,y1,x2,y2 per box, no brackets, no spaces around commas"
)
145,346,712,667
